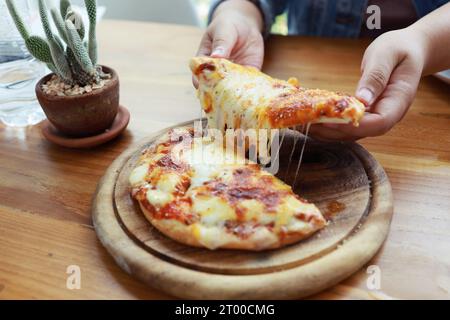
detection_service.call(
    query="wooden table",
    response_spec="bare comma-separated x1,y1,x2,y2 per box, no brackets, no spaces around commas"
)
0,20,449,300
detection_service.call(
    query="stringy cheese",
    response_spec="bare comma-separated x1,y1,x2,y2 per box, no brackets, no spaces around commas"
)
191,57,365,133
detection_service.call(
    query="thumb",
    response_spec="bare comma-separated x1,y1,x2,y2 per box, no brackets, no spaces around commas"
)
356,46,398,106
210,23,238,58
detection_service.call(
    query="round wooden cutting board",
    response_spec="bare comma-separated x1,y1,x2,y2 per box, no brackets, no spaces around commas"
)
92,120,393,299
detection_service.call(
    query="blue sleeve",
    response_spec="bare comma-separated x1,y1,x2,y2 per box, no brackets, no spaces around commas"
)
413,0,449,17
264,0,289,17
208,0,289,38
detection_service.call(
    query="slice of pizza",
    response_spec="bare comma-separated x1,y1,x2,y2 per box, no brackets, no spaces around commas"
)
129,127,326,251
190,57,366,132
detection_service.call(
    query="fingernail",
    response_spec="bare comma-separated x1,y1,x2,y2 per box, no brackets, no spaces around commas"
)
211,46,225,57
356,88,374,105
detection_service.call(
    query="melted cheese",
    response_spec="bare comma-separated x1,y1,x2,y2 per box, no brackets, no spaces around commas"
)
146,189,173,207
130,128,326,250
190,57,365,132
182,138,224,187
192,195,236,226
239,199,265,221
191,224,231,249
156,173,181,193
129,164,149,187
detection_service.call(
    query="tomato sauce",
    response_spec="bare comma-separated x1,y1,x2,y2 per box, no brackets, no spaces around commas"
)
267,92,353,127
195,62,216,76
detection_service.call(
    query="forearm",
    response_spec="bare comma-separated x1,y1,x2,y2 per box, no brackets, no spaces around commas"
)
410,2,450,75
212,0,264,32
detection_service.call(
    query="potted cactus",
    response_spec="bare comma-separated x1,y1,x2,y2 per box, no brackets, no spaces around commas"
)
6,0,120,137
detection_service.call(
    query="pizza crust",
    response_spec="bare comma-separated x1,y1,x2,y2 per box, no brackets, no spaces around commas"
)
139,202,323,251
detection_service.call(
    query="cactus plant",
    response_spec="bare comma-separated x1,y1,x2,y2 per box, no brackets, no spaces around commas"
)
6,0,107,87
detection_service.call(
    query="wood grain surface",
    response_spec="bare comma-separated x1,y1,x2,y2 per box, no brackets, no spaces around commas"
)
92,122,392,299
0,20,449,299
112,126,375,275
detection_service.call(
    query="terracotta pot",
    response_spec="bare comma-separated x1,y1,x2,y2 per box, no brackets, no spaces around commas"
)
36,66,120,137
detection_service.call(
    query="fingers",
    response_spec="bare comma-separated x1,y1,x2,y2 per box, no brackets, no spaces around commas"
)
194,21,238,88
196,32,212,57
196,19,239,59
319,32,421,140
309,124,362,141
314,113,386,140
364,58,420,131
210,22,238,58
356,38,400,107
314,59,421,141
231,30,264,70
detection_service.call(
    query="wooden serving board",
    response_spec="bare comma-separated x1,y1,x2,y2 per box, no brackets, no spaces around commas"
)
92,120,393,299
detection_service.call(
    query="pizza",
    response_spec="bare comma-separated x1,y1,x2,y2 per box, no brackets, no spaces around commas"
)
190,57,366,132
129,127,326,251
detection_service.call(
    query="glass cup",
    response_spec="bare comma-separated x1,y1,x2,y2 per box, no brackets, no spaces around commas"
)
0,0,47,127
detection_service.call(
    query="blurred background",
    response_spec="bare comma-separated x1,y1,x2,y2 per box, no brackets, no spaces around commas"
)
0,0,287,127
197,0,287,34
193,0,287,34
68,0,288,33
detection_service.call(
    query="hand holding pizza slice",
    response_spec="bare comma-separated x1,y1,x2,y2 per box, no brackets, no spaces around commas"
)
128,57,370,251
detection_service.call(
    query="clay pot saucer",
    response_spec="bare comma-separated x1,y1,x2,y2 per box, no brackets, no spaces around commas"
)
41,105,130,149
